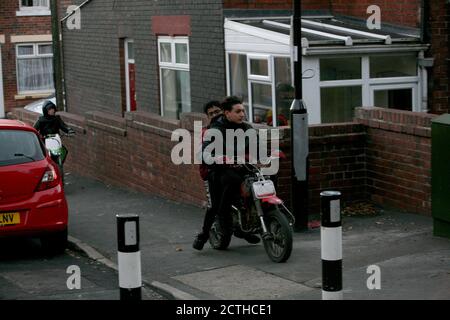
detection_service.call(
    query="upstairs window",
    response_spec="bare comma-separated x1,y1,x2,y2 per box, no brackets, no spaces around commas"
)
17,0,50,16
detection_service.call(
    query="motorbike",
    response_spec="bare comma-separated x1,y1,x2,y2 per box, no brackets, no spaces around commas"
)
208,155,295,263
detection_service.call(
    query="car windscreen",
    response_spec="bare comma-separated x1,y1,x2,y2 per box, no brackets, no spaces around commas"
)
0,130,45,166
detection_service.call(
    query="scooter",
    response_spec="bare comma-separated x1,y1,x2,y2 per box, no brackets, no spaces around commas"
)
44,133,72,182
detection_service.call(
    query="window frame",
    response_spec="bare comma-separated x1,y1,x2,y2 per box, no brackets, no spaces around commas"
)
318,53,421,121
125,39,135,112
15,42,54,95
247,54,271,82
16,0,50,16
370,83,418,112
226,51,292,127
157,36,190,118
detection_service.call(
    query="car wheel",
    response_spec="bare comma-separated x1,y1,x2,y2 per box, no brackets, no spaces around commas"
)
41,228,68,256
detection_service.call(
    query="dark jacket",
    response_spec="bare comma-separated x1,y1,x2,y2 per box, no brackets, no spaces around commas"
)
202,115,256,170
34,101,70,137
199,114,222,180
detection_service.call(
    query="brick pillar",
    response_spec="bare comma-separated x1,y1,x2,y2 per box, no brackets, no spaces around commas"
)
427,0,450,114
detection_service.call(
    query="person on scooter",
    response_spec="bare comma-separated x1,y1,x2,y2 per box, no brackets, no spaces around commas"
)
34,100,75,137
34,100,75,169
193,96,260,250
192,101,222,250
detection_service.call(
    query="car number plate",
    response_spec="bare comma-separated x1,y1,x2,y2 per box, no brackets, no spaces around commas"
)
252,180,276,199
0,212,21,226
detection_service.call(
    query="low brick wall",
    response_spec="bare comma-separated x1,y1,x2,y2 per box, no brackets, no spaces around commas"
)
9,109,208,207
8,106,435,216
356,108,436,215
277,123,367,216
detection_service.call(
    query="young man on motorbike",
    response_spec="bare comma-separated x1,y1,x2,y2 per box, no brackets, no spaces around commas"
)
193,96,260,250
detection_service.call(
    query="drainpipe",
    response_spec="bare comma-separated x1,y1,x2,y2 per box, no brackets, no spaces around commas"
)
50,0,64,111
419,51,429,112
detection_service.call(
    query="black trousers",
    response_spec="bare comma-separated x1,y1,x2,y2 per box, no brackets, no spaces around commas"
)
201,168,244,236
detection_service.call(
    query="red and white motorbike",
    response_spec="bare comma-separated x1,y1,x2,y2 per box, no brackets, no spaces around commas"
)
209,155,295,263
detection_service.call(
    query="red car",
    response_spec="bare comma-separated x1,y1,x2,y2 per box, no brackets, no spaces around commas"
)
0,119,68,254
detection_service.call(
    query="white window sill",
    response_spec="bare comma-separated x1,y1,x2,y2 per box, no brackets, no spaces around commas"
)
15,92,54,100
16,10,51,17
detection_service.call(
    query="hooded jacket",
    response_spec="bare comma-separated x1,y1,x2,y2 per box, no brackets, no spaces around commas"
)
34,101,70,137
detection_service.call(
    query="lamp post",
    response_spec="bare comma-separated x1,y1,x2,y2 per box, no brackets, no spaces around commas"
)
290,0,309,231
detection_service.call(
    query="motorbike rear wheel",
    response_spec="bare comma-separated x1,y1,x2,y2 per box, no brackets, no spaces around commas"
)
262,208,293,263
209,216,232,250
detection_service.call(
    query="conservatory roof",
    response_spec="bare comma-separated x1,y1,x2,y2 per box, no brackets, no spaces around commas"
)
225,16,428,55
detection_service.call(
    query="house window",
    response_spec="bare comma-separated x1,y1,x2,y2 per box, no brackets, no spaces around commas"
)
318,54,420,123
370,54,417,78
374,88,413,111
158,37,190,120
16,43,54,94
17,0,50,16
321,86,362,123
229,53,248,109
227,53,292,127
320,57,362,81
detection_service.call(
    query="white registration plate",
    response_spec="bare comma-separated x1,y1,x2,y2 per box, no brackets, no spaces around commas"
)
252,180,276,199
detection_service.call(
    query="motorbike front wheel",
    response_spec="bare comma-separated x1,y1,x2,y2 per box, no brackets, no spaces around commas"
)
262,209,293,263
209,216,232,250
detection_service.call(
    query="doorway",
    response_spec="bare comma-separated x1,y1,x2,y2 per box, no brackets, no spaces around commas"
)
125,39,136,112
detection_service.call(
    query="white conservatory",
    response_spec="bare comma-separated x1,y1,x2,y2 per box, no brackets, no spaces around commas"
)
224,16,431,126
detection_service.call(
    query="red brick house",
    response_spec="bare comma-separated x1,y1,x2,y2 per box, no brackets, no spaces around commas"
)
0,0,57,118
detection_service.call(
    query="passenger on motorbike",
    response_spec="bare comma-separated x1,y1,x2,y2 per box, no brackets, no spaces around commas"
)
192,100,222,250
193,96,260,250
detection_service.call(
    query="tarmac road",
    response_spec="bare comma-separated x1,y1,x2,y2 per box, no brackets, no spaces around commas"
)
0,236,165,300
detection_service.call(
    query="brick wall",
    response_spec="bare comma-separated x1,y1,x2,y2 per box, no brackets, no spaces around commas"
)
10,108,209,206
223,0,330,10
0,0,52,112
61,0,225,117
9,107,434,216
427,0,450,114
277,123,367,216
356,107,436,215
332,0,421,28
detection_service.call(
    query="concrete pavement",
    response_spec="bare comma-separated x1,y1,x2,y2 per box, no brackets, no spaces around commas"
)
65,173,450,300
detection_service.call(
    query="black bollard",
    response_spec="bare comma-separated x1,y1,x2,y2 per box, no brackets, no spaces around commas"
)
117,214,142,300
320,191,343,300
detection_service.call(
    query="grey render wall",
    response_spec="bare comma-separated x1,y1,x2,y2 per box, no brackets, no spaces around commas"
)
62,0,225,116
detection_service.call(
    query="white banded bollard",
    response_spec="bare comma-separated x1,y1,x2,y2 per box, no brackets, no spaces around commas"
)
117,214,142,300
320,191,343,300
